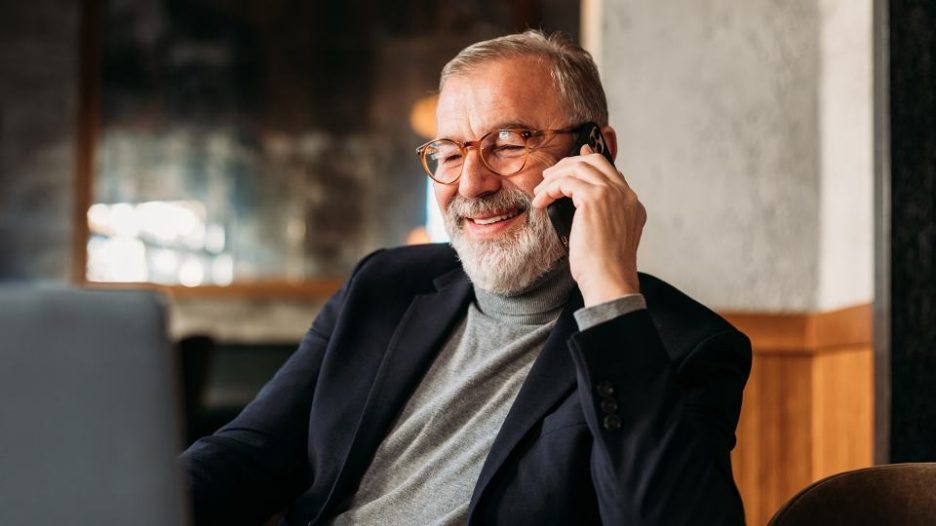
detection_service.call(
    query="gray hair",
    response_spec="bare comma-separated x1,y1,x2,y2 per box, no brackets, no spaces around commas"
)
440,30,609,126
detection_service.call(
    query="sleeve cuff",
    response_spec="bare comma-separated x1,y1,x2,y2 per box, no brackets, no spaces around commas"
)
573,293,647,331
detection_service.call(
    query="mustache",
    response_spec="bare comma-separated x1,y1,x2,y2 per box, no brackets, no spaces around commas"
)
445,188,532,222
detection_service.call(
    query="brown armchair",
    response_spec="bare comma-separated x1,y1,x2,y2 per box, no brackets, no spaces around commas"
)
769,463,936,525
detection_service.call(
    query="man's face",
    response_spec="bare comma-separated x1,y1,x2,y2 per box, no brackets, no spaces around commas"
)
434,56,571,294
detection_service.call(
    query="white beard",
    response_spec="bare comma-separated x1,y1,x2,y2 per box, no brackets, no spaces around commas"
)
445,187,567,295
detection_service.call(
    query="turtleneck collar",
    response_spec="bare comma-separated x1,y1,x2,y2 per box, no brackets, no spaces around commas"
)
472,258,576,325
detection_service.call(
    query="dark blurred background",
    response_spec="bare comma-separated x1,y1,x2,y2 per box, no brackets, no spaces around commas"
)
0,0,579,446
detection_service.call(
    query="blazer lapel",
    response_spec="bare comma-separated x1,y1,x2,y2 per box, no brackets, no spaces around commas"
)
314,268,473,521
468,291,584,515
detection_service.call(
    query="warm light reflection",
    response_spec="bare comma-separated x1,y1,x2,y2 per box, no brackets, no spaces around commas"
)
86,200,230,285
409,94,438,139
212,255,234,286
406,227,431,245
87,237,148,282
179,257,205,287
136,201,205,247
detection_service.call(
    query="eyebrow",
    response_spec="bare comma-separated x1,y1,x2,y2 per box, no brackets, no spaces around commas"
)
490,120,534,130
444,121,536,142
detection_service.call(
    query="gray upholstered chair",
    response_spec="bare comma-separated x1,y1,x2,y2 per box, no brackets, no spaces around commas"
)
769,463,936,526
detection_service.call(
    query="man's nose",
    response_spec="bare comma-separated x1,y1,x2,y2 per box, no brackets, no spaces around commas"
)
458,148,502,198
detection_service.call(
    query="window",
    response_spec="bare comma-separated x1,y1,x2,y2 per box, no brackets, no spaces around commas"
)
78,0,580,291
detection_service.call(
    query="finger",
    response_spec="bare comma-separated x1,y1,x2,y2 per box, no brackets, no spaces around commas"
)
550,151,627,185
533,165,611,192
539,160,610,189
551,150,612,171
531,175,602,208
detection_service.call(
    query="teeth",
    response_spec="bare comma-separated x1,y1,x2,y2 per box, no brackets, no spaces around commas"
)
473,210,520,225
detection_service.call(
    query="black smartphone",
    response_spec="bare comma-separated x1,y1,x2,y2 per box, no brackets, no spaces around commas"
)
546,122,615,247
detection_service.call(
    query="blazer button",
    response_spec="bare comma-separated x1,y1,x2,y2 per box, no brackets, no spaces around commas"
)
596,380,614,397
600,397,619,414
603,414,623,431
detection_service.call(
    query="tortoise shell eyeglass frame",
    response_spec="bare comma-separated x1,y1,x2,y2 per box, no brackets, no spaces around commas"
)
416,125,584,184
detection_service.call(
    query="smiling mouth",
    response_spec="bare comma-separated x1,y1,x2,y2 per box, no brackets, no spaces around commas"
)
468,208,526,225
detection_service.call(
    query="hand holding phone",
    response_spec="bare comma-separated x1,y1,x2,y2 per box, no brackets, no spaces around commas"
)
546,123,615,247
535,122,645,305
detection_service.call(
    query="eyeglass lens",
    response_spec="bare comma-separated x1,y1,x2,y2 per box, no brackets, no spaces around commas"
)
423,129,529,183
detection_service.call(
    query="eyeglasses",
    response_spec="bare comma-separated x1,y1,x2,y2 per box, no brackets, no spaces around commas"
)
416,126,582,184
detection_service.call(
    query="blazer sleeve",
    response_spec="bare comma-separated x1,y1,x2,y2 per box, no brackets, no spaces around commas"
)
567,309,751,526
180,251,381,525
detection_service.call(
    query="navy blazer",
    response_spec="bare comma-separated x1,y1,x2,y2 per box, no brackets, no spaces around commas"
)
182,244,751,525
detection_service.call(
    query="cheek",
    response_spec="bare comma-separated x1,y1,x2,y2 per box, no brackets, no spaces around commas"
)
433,182,456,213
508,171,546,197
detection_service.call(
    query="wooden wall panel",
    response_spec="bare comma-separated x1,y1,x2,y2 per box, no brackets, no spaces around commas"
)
725,304,873,526
731,354,762,520
732,355,814,524
812,346,874,479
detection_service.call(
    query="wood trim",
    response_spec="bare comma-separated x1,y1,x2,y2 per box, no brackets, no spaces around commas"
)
722,303,873,355
72,0,101,284
720,312,810,353
810,303,873,350
80,279,344,299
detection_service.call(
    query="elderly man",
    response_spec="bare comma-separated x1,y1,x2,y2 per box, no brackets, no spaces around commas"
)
183,31,751,525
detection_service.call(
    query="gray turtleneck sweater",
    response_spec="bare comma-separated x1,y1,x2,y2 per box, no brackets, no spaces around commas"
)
330,262,646,525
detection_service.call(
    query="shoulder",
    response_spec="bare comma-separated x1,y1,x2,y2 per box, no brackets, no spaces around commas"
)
358,243,459,271
346,243,463,294
311,244,463,336
638,273,750,366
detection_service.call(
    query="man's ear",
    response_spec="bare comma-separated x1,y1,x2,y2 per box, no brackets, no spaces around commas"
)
600,125,618,162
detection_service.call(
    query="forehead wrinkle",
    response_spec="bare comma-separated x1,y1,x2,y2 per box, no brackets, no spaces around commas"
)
437,92,537,141
441,87,511,141
435,57,566,141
